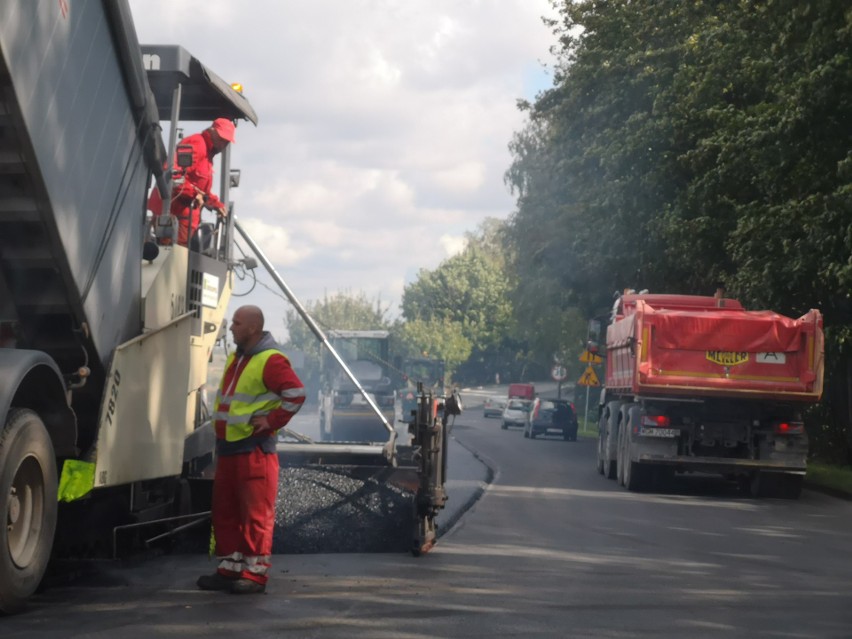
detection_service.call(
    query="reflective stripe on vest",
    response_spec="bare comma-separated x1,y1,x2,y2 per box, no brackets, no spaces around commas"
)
214,349,283,442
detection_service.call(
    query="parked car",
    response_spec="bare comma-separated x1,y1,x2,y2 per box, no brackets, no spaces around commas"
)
501,399,531,430
524,398,579,441
483,395,507,418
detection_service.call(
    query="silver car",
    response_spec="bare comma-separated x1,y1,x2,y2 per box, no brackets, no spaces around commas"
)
483,395,507,418
501,399,531,430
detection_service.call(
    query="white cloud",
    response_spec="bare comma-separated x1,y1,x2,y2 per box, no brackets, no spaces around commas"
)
431,161,486,194
237,217,311,266
440,234,468,258
128,0,557,320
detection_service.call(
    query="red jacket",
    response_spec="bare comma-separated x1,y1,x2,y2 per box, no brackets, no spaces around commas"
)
147,130,224,245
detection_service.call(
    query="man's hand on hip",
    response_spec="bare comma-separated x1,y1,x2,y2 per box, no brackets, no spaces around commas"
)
250,414,273,436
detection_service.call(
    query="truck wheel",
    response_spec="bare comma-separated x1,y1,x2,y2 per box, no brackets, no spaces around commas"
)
0,409,58,615
625,461,651,492
605,425,618,480
604,402,621,480
605,449,617,479
596,433,605,474
616,422,626,486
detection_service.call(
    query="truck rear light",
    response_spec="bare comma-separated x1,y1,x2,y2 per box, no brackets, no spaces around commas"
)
642,415,671,427
774,421,804,435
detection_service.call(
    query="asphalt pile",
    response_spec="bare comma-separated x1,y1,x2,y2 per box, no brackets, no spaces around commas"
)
274,465,416,554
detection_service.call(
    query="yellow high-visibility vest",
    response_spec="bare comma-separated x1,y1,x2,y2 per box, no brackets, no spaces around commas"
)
213,349,282,442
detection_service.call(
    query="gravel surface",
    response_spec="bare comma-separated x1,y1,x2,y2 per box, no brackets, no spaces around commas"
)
274,465,416,554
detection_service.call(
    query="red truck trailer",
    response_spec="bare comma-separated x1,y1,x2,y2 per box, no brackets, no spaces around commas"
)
508,383,535,401
596,292,823,498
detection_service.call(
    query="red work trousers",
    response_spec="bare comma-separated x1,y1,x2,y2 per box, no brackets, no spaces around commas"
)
212,447,279,584
172,202,200,247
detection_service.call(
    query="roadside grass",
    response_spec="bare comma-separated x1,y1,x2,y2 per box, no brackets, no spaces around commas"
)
578,417,598,437
806,462,852,499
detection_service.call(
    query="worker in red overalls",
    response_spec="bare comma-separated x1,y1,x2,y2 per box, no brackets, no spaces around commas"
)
148,118,235,246
197,305,306,595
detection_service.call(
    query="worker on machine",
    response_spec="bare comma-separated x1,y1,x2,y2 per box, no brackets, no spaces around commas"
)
147,118,234,247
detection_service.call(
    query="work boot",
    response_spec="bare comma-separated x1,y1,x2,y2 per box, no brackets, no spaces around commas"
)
196,572,237,591
229,578,266,595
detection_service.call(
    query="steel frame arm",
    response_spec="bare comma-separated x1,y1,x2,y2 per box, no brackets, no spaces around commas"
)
232,218,395,442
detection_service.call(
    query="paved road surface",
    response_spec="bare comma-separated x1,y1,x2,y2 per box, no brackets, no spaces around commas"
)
6,387,852,638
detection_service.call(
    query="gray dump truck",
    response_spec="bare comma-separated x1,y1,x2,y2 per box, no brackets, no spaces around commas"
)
0,0,452,614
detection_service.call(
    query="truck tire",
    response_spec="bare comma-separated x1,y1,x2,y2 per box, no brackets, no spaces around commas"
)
0,409,58,615
604,402,622,480
595,432,605,474
616,419,626,486
619,404,650,492
605,437,618,478
623,455,651,492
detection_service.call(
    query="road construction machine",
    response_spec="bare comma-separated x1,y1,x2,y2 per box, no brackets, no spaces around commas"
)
0,0,453,614
318,330,397,443
395,357,446,432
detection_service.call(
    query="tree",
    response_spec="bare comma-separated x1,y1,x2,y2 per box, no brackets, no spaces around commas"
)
507,0,852,458
401,221,520,383
397,317,472,382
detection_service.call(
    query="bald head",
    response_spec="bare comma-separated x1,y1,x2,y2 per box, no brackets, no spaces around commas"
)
230,305,265,351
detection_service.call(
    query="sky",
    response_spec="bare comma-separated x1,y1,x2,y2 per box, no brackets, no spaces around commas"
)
129,0,557,339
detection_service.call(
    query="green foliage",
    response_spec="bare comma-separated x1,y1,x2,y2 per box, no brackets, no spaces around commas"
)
806,462,852,498
401,221,524,383
397,317,472,381
507,0,852,451
402,238,513,352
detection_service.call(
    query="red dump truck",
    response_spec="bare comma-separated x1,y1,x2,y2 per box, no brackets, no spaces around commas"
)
596,292,824,498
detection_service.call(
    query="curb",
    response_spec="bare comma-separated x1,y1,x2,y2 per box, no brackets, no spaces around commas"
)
437,435,496,539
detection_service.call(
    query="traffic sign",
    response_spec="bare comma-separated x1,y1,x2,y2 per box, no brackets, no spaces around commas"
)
551,365,567,382
579,350,603,364
577,365,600,387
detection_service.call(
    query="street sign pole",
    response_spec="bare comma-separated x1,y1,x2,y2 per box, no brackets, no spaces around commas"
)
584,322,591,431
